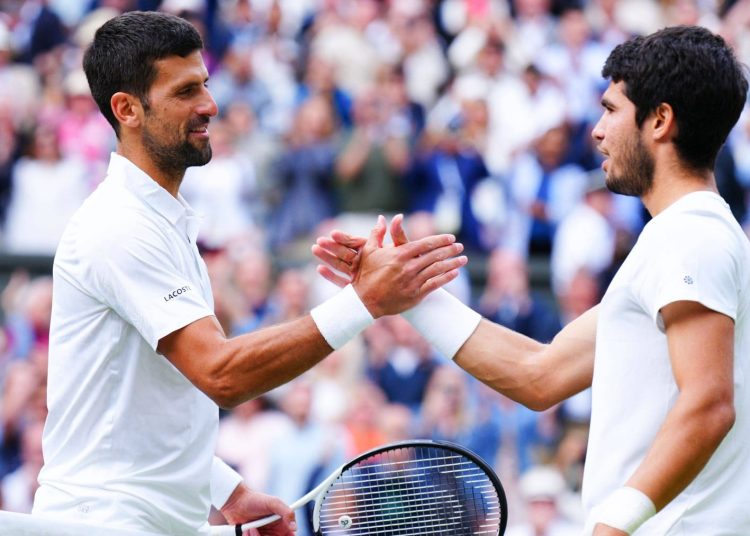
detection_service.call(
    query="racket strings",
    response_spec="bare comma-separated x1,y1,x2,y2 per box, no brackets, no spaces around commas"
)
317,446,503,535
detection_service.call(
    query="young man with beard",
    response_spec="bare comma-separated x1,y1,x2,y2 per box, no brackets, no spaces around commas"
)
314,26,750,535
29,11,468,536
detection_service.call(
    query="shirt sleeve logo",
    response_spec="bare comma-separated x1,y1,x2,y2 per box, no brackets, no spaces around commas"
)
164,285,192,302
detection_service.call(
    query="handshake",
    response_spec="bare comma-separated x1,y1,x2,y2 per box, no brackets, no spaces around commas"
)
310,213,481,359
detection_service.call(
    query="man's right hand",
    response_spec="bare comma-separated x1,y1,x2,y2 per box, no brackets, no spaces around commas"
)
312,215,466,318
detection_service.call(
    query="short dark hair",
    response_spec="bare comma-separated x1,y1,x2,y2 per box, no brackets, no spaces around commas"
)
602,25,748,170
82,11,203,136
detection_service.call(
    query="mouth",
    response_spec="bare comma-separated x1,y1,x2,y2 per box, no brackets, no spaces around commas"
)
188,120,210,139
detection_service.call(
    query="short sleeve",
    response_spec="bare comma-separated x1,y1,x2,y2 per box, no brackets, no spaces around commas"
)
638,216,740,332
83,218,214,349
211,456,243,508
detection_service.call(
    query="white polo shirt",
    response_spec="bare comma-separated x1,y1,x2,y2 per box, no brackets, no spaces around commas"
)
583,191,750,534
34,154,239,535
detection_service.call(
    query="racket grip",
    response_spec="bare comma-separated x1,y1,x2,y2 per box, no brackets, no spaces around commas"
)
238,513,280,531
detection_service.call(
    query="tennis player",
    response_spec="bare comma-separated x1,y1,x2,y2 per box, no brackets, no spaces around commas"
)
30,11,467,536
314,26,750,535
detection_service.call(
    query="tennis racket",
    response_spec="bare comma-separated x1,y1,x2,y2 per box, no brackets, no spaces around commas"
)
211,439,507,536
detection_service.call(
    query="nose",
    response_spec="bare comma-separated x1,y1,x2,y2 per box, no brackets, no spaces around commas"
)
198,87,218,118
591,115,604,142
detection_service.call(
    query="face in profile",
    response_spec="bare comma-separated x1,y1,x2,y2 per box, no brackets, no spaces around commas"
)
593,81,655,197
140,50,217,173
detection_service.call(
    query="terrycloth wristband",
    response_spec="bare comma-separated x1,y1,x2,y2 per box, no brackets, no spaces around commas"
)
311,284,375,350
588,487,656,535
210,456,243,508
402,288,481,359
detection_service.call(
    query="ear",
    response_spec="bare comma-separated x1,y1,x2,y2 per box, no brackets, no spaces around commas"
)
650,102,676,142
110,92,144,131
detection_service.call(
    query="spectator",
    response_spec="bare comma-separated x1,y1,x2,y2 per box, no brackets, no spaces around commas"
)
334,88,410,227
0,419,45,513
215,396,293,491
503,123,588,257
3,122,90,255
295,53,353,128
506,465,581,536
181,117,261,248
485,63,568,177
406,108,493,252
207,42,273,129
366,315,439,412
268,95,338,257
55,69,114,185
477,247,561,343
265,379,346,536
550,170,616,298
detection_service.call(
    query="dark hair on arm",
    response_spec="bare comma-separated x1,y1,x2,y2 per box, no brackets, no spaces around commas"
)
602,25,749,171
82,11,204,137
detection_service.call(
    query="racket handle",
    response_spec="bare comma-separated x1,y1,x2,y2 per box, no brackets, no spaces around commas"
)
237,513,280,531
208,514,280,536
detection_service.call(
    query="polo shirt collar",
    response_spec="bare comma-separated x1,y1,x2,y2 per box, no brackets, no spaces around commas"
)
107,153,200,243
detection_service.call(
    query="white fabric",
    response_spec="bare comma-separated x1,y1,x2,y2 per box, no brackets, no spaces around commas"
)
4,156,90,255
583,191,750,534
485,74,567,176
310,284,374,350
180,154,258,248
0,511,164,536
210,457,243,510
33,153,239,535
551,201,615,295
402,288,481,359
583,487,655,535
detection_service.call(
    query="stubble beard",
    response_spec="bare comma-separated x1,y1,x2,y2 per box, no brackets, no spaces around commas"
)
604,131,655,198
141,118,213,179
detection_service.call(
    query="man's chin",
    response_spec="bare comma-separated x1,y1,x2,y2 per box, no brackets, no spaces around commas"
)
185,145,212,167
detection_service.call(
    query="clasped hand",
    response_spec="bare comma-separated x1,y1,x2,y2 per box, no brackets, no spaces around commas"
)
312,214,467,318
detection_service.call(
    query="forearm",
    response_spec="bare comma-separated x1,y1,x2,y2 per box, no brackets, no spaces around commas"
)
626,392,734,510
404,289,596,410
210,315,332,407
456,309,595,409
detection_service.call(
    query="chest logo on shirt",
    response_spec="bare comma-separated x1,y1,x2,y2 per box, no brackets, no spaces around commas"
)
683,275,694,285
164,285,192,302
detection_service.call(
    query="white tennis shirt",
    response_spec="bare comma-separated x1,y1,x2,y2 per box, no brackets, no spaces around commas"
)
34,154,240,535
583,191,750,534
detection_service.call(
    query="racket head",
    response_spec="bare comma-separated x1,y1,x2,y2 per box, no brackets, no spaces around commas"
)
313,439,507,535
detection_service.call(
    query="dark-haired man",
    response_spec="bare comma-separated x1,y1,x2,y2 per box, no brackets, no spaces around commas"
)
30,10,467,536
315,26,750,535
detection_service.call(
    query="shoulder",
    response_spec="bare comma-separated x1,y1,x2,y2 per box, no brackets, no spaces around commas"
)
64,182,169,265
648,195,745,257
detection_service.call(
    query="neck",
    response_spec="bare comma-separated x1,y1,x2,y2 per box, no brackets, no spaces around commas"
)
116,143,183,198
641,161,716,217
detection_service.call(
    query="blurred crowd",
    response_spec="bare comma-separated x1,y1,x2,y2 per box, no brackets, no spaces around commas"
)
2,0,750,534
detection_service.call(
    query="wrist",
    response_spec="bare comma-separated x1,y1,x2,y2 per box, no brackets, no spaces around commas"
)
311,284,375,350
402,288,481,359
590,487,656,535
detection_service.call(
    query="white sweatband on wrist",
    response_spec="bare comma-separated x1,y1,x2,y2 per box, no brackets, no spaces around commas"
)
590,487,656,535
210,456,243,508
311,284,374,350
402,288,481,359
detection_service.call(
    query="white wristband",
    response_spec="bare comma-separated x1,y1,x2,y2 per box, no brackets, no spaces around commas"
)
402,288,481,359
588,487,656,535
210,457,243,508
311,284,374,350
